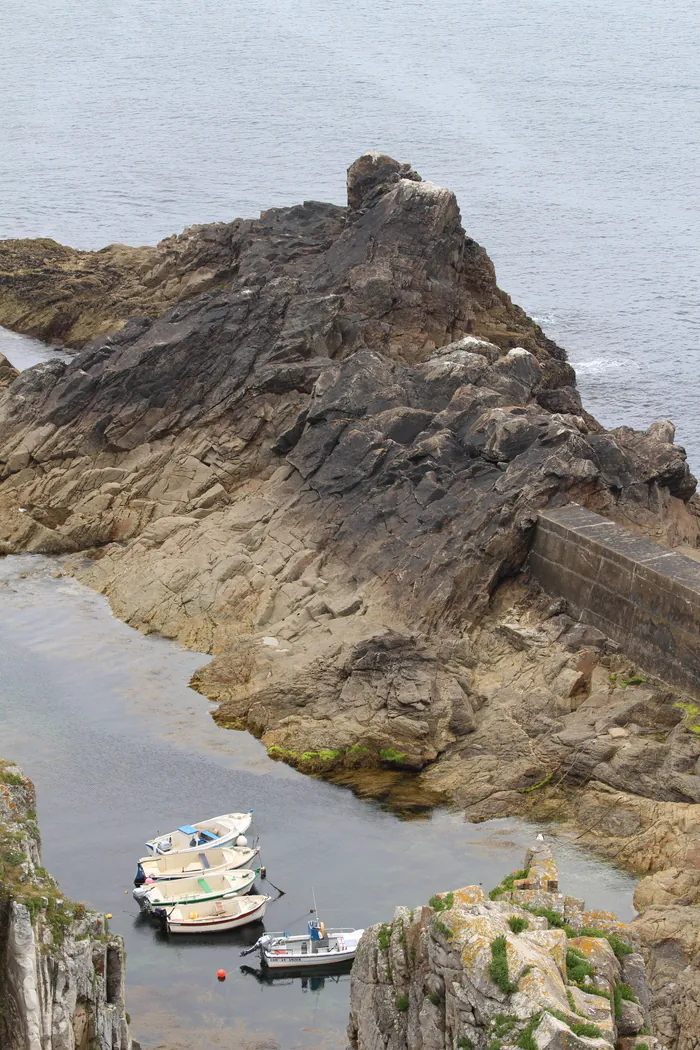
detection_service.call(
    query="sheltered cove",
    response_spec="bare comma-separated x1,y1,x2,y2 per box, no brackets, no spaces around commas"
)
0,153,699,1048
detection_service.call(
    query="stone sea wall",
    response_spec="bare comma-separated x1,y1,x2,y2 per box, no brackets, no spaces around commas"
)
0,760,131,1050
530,505,700,696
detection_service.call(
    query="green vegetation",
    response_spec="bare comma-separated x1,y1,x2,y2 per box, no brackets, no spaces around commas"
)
429,891,454,913
521,910,635,958
566,946,595,985
486,1040,502,1050
547,1008,604,1039
674,700,700,735
379,748,408,765
489,935,517,995
519,771,555,794
433,919,453,940
516,1012,542,1050
584,985,611,999
396,995,409,1012
490,1015,517,1038
456,1037,473,1050
508,916,529,933
427,991,443,1006
378,923,392,953
610,673,651,688
489,867,530,901
0,771,25,787
613,982,639,1019
578,928,634,958
523,904,576,936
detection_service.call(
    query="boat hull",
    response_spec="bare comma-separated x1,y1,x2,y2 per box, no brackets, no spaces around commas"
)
165,896,268,934
136,868,258,910
135,846,259,884
262,947,357,969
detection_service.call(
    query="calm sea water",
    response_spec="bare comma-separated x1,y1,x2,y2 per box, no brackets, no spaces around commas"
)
0,557,637,1049
1,0,699,464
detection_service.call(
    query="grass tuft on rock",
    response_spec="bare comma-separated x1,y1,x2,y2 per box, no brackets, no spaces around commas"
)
489,867,530,901
429,891,454,913
517,1012,542,1050
613,981,640,1019
377,923,392,953
395,994,409,1012
566,946,595,984
489,935,517,995
508,916,529,933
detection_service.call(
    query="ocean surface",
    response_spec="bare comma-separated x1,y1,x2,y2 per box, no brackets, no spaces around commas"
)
1,0,699,463
0,556,637,1049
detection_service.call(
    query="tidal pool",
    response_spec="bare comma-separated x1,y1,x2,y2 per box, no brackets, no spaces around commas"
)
0,555,637,1050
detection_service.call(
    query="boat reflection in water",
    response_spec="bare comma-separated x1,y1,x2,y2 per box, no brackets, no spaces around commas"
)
240,960,352,992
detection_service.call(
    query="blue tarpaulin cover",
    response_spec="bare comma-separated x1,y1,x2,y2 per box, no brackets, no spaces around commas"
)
178,825,198,835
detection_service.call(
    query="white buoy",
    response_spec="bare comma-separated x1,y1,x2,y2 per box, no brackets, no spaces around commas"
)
236,835,248,847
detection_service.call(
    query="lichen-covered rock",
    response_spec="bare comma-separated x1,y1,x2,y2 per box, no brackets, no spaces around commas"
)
348,844,652,1050
0,761,131,1050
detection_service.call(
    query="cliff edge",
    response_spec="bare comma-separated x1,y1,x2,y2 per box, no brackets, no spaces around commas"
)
0,760,131,1050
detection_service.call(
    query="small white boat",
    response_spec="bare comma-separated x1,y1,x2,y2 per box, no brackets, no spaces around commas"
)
134,868,259,910
134,845,259,884
241,918,364,969
145,811,253,855
158,893,270,934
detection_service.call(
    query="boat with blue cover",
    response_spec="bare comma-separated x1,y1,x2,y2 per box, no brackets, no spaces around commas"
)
145,811,253,855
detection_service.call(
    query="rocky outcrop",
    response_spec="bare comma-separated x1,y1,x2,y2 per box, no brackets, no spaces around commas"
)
631,869,700,1050
0,761,131,1050
0,154,698,831
0,352,19,390
349,842,656,1050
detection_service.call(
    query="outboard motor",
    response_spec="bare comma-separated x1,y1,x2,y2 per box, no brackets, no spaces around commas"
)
134,862,146,886
132,884,150,907
240,934,271,958
153,907,168,928
155,837,171,853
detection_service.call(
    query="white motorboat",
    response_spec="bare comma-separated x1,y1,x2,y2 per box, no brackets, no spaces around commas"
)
241,918,364,969
134,845,259,884
134,868,259,910
157,893,270,934
145,811,253,855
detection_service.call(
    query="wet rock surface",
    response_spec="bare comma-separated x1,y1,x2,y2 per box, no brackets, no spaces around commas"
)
349,843,655,1050
0,760,131,1050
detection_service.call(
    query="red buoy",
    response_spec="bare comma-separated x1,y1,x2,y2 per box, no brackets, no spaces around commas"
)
217,969,226,981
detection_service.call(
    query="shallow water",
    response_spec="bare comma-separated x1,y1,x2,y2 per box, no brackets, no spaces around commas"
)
0,555,637,1049
1,0,698,464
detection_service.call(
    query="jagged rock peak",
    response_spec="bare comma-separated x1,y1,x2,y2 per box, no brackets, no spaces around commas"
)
347,151,422,210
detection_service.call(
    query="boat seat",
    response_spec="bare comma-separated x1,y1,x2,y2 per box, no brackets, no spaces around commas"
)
199,852,211,869
198,878,211,893
215,900,226,915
